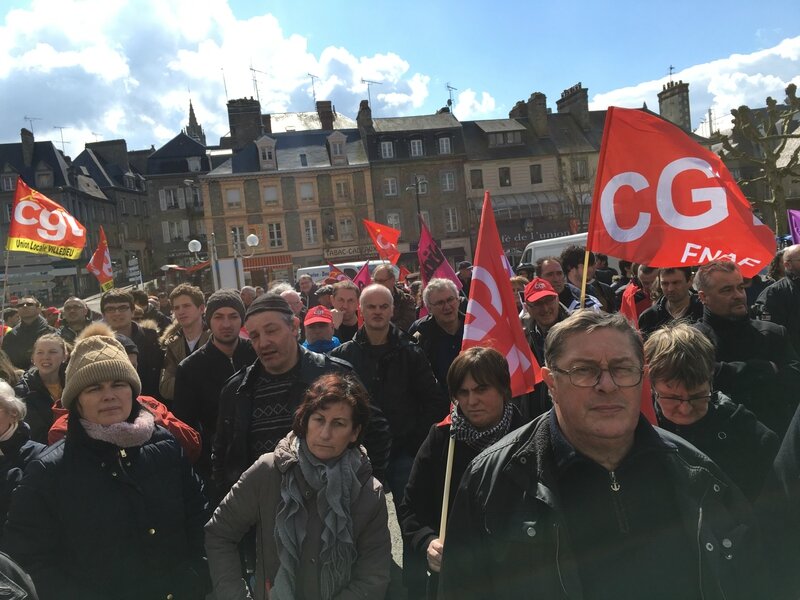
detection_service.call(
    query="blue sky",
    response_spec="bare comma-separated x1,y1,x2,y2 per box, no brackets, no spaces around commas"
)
1,0,798,154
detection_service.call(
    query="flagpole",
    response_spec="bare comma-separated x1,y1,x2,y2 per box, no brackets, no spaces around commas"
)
578,250,591,309
438,436,456,544
0,248,10,325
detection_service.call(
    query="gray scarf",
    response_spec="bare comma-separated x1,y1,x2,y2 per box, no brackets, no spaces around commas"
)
272,436,362,600
449,401,514,452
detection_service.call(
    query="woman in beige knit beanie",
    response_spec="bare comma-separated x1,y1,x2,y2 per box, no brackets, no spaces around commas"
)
2,331,210,600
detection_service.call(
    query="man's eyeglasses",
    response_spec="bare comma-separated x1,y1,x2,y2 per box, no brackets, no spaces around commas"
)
104,305,131,314
653,391,712,407
550,364,643,388
18,302,38,308
431,296,459,309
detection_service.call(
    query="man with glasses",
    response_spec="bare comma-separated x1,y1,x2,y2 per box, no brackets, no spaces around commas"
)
756,244,800,353
409,278,465,395
441,310,765,599
58,297,92,344
2,297,55,369
645,323,778,502
372,263,416,332
694,260,800,436
101,289,164,399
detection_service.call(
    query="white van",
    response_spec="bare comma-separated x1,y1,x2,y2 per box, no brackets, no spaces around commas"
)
520,233,620,271
295,260,396,283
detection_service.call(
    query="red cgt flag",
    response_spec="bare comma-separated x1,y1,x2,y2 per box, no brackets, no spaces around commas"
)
327,263,350,282
7,177,86,259
86,227,114,292
587,107,775,278
362,219,401,264
462,192,540,396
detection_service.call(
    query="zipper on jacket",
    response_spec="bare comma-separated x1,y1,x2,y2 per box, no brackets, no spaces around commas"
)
608,471,630,534
554,523,571,599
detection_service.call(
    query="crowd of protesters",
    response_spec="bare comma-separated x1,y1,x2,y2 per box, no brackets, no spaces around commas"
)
0,244,798,598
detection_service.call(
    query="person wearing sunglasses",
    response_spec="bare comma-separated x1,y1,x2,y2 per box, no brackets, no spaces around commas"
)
1,297,55,370
440,310,765,600
645,323,778,502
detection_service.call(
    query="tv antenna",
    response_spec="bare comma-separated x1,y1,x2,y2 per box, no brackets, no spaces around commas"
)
250,66,269,105
446,82,458,108
52,126,71,152
668,65,675,83
361,78,382,110
23,116,42,135
308,73,320,104
91,131,102,142
221,67,229,100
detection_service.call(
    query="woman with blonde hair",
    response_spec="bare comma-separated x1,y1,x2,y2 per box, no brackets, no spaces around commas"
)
0,349,23,386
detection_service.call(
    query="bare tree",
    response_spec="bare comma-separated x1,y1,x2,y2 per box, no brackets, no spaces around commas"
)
719,83,800,236
558,153,596,232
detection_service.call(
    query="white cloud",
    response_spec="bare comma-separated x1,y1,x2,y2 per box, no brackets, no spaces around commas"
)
453,89,497,120
590,36,800,136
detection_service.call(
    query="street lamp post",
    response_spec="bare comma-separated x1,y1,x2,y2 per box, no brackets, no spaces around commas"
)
405,176,422,234
188,232,259,292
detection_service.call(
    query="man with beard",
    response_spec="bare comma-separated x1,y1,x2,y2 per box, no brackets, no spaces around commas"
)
173,289,255,492
638,267,704,338
694,260,800,436
57,297,92,344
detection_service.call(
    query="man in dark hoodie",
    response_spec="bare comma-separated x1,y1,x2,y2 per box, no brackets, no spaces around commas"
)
1,297,54,369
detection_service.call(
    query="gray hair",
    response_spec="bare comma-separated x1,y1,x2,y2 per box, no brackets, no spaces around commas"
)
423,278,459,309
63,296,88,310
694,260,740,292
268,282,293,295
544,309,643,368
0,381,27,422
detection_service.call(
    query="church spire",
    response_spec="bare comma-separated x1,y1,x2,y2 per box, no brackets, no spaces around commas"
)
183,100,206,146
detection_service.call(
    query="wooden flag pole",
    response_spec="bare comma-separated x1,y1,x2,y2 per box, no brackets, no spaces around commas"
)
438,436,456,544
0,249,11,322
578,249,591,309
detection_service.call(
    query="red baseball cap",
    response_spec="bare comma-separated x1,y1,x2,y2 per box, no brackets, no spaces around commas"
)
524,277,558,303
44,306,60,315
304,305,333,326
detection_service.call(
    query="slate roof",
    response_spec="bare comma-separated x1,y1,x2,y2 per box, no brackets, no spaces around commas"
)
209,128,367,176
147,132,211,175
269,111,357,132
373,112,460,133
462,118,557,161
0,140,71,188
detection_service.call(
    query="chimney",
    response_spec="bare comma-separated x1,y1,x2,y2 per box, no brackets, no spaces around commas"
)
356,100,374,134
508,100,527,119
226,97,263,150
556,83,590,131
262,114,272,135
316,100,335,130
526,92,549,137
658,80,692,132
21,128,34,167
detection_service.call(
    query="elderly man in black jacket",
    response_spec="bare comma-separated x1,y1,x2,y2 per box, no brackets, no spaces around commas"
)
693,260,800,436
212,293,391,497
440,310,766,600
756,243,800,352
331,284,449,501
1,297,54,369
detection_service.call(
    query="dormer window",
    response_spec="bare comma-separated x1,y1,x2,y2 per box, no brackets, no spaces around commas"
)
327,131,348,165
256,135,277,171
438,137,452,155
380,141,394,159
300,154,308,167
187,157,201,172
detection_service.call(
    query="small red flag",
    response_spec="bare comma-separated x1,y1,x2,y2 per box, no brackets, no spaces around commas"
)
327,263,350,282
417,216,462,290
7,177,86,259
397,266,410,283
86,227,114,292
462,192,540,396
587,107,774,278
362,219,401,264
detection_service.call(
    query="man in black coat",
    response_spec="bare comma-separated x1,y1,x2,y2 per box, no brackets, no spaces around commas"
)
693,260,800,436
173,289,255,491
212,293,391,497
755,243,800,352
638,267,704,338
331,284,449,501
1,297,54,369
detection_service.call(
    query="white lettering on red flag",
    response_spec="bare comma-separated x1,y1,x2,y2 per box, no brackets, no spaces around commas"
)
587,107,774,277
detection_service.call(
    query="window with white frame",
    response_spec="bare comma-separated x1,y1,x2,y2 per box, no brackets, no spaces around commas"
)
338,217,354,241
263,185,279,205
440,171,455,192
268,222,283,248
380,141,394,159
260,146,273,161
299,182,314,202
415,176,428,195
410,139,424,157
438,137,452,155
331,142,344,156
336,181,350,200
1,175,15,192
120,198,128,214
230,226,245,249
383,177,398,196
226,189,241,208
386,212,401,230
187,157,201,172
304,219,319,245
190,187,201,208
444,207,459,232
164,188,179,209
572,158,588,180
35,171,51,189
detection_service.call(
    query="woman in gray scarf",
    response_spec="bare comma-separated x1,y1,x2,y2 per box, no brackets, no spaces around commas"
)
398,347,527,598
205,372,391,600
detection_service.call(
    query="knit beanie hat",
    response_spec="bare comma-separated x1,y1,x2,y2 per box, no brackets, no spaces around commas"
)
62,334,141,411
205,289,246,323
244,293,294,321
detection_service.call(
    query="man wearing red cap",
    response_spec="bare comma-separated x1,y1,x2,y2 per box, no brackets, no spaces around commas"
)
520,277,569,420
301,305,340,354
